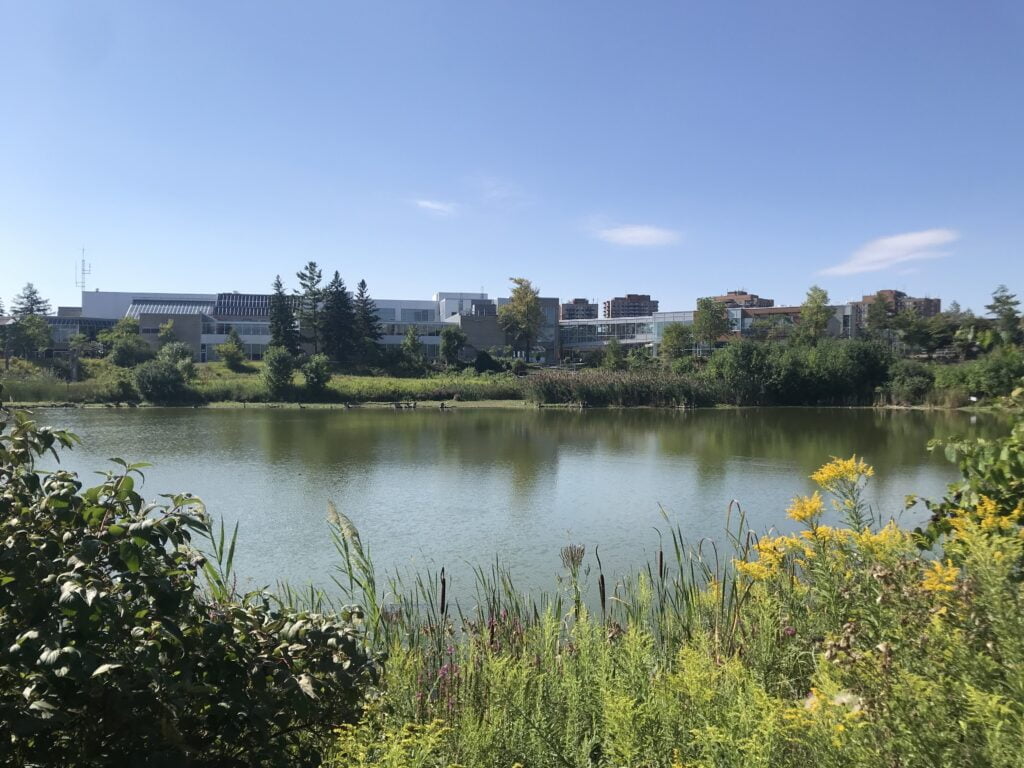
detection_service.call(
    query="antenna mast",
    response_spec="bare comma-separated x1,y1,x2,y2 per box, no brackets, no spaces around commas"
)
74,248,92,290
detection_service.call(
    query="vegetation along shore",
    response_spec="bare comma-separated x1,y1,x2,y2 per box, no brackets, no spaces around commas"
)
2,281,1024,409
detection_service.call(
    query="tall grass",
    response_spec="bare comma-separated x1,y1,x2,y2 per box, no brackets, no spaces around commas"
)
523,369,714,407
324,454,1024,767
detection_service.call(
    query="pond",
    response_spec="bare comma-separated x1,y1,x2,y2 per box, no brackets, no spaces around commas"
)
37,406,1005,596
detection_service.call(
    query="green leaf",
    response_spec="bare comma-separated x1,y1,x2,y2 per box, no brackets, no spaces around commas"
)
118,542,141,573
91,663,123,677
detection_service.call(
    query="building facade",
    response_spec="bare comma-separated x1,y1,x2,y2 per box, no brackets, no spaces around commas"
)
712,291,774,308
560,298,598,321
603,294,659,318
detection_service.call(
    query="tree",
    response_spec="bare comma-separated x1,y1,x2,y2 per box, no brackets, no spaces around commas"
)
659,322,693,364
215,327,247,371
262,346,295,398
602,338,627,370
794,285,832,345
98,318,152,368
692,297,730,351
157,319,177,346
269,275,300,354
865,293,892,340
295,261,324,353
439,325,468,367
8,314,51,358
497,277,543,360
353,279,383,365
400,325,424,371
626,346,656,371
986,285,1021,344
321,271,356,364
302,353,332,395
893,306,930,351
11,282,51,317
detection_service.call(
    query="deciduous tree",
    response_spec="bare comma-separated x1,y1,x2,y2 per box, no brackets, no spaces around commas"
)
497,277,543,360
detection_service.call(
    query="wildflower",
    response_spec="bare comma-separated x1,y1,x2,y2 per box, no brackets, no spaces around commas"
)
811,455,874,493
921,559,959,593
787,491,824,524
733,559,773,581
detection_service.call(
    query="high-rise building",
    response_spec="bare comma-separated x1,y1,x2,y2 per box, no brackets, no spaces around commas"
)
603,294,659,318
560,298,598,320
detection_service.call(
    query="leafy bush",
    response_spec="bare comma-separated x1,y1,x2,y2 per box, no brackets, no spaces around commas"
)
473,350,503,374
302,353,332,395
134,359,190,404
885,359,935,405
0,400,375,766
702,339,893,406
262,346,295,399
933,346,1024,400
215,329,247,372
157,341,196,381
108,336,154,368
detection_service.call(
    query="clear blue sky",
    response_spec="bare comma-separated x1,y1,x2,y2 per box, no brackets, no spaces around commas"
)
2,1,1022,314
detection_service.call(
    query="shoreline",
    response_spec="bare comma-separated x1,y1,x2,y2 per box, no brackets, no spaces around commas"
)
4,398,985,413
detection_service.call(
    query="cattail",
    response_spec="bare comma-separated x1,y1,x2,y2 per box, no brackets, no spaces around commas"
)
439,567,447,617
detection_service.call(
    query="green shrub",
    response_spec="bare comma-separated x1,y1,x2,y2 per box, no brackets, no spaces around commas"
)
134,359,190,404
262,346,295,399
0,399,375,766
933,346,1024,400
887,359,935,405
302,353,332,395
215,329,247,372
108,336,154,368
157,341,196,381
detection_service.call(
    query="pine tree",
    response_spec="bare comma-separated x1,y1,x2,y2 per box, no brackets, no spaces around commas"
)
353,279,383,364
269,276,299,354
986,285,1021,343
321,271,356,364
294,262,323,353
11,283,52,317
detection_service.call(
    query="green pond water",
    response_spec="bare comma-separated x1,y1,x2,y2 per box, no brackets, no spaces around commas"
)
37,407,1006,596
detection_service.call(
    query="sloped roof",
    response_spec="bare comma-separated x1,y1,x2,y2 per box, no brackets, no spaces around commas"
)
125,299,215,319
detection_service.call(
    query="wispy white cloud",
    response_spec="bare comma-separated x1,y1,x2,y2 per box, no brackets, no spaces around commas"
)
414,199,459,216
821,229,958,276
467,175,532,209
595,224,681,247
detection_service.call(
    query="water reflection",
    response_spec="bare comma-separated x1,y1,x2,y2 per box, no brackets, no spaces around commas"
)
41,407,1008,593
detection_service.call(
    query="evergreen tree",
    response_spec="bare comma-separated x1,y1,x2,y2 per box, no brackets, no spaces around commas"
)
269,276,299,354
986,285,1021,343
321,271,356,364
353,279,383,364
0,296,5,315
11,283,52,317
294,262,324,353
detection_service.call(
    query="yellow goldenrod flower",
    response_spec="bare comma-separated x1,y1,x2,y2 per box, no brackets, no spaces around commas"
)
787,491,825,524
733,559,773,581
810,455,874,492
921,559,959,593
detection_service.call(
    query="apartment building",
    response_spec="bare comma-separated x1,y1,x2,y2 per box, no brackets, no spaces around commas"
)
560,298,598,321
603,294,659,318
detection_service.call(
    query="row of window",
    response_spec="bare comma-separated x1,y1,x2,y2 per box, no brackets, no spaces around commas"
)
200,322,272,336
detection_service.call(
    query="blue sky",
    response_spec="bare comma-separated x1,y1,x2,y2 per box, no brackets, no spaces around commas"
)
2,1,1022,313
